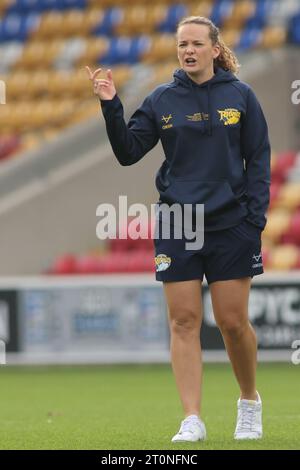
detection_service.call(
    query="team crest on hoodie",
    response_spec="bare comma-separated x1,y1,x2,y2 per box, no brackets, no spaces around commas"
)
218,108,241,126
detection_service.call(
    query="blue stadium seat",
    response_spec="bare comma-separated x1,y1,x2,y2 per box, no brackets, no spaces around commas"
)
210,0,234,28
92,8,123,36
0,13,40,42
100,37,132,65
6,0,38,14
245,0,274,29
38,0,65,10
289,12,300,44
60,0,87,10
6,0,85,13
128,36,151,64
157,3,188,33
99,36,150,65
236,26,262,51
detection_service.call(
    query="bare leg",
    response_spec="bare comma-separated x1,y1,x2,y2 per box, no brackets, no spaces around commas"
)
163,280,203,417
209,278,257,400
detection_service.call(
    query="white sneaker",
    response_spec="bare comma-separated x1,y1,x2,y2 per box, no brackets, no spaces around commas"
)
234,392,263,440
172,415,206,442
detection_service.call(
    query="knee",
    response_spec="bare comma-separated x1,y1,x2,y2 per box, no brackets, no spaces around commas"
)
169,308,201,338
216,315,249,340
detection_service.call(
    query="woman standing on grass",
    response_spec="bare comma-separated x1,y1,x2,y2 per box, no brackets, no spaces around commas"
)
86,16,270,442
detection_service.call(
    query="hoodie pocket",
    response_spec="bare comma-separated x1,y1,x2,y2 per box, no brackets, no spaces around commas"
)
159,179,242,214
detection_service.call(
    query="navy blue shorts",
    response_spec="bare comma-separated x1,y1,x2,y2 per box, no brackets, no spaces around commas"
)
154,218,263,284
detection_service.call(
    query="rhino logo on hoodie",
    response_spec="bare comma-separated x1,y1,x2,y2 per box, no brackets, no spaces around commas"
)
218,108,241,126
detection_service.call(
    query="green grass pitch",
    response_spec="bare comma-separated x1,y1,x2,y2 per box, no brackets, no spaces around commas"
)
0,362,299,450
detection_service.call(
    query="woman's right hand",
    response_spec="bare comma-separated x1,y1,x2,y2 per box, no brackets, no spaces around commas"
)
85,66,117,101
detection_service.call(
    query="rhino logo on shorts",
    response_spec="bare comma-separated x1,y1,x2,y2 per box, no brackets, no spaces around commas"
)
155,254,171,272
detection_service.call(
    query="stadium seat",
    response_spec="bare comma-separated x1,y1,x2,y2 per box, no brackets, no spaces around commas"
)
14,39,64,69
259,26,287,48
141,34,176,64
274,182,300,210
113,5,149,36
262,209,292,243
0,134,21,160
0,13,40,42
280,210,300,246
0,41,23,73
289,12,300,44
219,28,241,48
51,253,77,274
222,0,255,30
151,61,179,85
92,7,123,36
157,3,188,33
210,0,234,27
267,244,299,270
271,151,297,184
269,181,281,209
188,1,213,19
236,25,262,51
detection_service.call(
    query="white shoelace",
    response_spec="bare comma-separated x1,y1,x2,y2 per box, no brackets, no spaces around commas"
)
236,404,256,432
180,417,200,434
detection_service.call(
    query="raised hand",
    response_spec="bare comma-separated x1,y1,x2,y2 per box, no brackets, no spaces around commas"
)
85,66,116,101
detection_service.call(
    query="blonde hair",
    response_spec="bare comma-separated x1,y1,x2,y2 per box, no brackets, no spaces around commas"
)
177,16,240,74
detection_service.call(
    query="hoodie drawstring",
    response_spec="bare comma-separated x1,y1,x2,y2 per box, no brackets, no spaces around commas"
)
207,83,212,136
189,80,212,136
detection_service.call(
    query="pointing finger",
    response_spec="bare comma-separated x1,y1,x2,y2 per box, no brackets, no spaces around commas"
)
85,65,93,79
107,69,113,82
91,68,102,80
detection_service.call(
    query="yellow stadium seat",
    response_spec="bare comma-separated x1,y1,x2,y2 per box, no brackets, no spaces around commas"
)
262,209,292,243
87,0,118,6
114,5,168,35
51,99,77,128
220,29,241,49
188,0,214,18
28,101,56,129
29,70,51,98
259,26,287,48
268,244,299,270
114,6,148,36
76,37,109,66
60,10,86,37
0,103,14,132
11,102,34,132
146,5,169,31
8,70,51,99
87,0,172,6
14,40,64,69
31,11,65,40
112,65,132,89
6,71,30,99
270,151,277,171
42,127,61,141
142,34,176,64
47,71,72,97
151,61,179,85
0,0,14,16
274,182,300,210
62,10,103,37
82,8,104,34
21,132,42,152
223,0,256,29
68,99,100,125
68,68,93,97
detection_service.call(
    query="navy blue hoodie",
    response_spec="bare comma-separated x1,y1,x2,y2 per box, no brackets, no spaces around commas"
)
101,67,271,231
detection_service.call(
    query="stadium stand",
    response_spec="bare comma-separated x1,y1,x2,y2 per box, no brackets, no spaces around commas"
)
0,0,300,161
0,0,300,273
